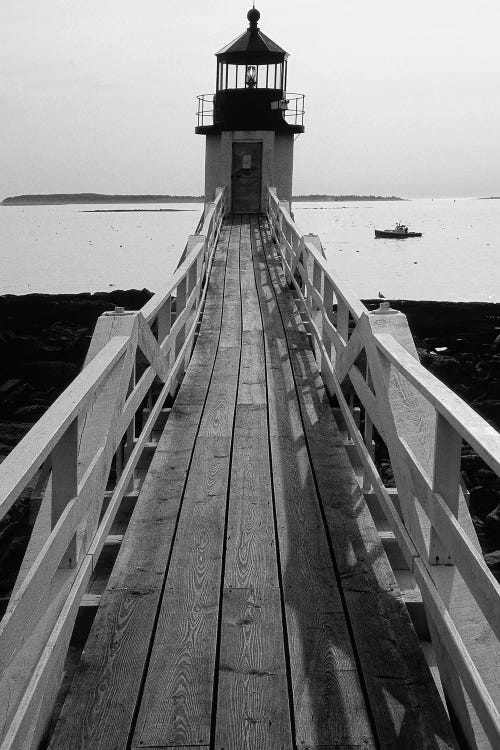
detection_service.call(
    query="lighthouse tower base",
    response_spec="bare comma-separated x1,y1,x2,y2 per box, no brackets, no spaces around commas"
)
204,131,294,213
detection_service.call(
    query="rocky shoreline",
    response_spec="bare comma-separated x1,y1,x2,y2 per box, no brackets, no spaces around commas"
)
1,293,499,608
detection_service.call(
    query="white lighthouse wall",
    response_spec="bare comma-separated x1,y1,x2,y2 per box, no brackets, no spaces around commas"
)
273,133,294,204
204,134,222,204
203,131,295,210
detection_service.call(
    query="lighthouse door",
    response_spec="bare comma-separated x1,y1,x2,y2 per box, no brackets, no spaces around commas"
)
231,142,262,213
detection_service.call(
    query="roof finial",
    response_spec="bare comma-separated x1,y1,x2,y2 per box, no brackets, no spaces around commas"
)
247,5,260,29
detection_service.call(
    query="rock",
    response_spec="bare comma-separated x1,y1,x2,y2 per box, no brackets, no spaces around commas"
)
14,404,48,418
16,361,78,387
469,486,500,517
484,550,500,570
0,379,25,396
426,354,462,381
475,400,500,425
0,379,35,414
485,505,500,532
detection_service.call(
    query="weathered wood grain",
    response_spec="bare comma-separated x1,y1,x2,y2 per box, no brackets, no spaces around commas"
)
215,587,291,750
131,221,242,748
259,217,458,749
46,225,233,750
252,217,375,749
213,219,292,749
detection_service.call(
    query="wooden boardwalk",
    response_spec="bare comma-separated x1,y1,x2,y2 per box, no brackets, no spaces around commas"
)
47,215,457,749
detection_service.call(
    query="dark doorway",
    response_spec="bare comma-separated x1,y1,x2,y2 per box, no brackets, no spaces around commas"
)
231,142,262,213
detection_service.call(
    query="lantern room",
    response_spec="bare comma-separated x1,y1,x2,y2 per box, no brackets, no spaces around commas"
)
196,8,305,213
196,7,304,135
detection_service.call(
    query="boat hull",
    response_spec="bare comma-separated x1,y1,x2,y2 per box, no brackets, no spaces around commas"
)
374,229,422,238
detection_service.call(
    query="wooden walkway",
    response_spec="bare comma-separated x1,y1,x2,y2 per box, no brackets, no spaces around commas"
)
48,216,457,749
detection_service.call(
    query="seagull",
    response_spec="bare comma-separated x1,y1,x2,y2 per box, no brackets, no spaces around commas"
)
378,292,385,299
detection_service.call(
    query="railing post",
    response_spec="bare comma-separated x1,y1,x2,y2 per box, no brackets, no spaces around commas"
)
158,297,172,346
279,198,291,215
305,235,323,367
429,415,462,565
337,299,349,344
176,277,187,343
52,418,78,567
322,275,335,364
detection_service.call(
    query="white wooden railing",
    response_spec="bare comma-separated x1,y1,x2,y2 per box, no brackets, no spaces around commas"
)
267,187,500,750
0,187,226,750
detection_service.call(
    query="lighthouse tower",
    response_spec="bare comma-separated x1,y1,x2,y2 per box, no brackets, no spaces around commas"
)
195,7,304,213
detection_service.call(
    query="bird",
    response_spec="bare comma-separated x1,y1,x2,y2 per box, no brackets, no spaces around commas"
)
378,291,385,299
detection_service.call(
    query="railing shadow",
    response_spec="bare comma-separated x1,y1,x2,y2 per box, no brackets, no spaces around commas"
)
251,217,370,746
255,216,458,748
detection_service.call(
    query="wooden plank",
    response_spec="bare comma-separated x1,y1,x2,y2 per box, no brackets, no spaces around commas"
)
47,223,233,750
252,217,375,749
214,220,291,747
222,407,276,592
215,587,291,750
258,216,458,749
47,413,214,750
131,220,242,749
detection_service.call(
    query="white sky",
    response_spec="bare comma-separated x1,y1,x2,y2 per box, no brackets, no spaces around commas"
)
1,0,499,198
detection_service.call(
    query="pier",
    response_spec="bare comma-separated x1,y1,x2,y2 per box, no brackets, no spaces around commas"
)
2,7,500,749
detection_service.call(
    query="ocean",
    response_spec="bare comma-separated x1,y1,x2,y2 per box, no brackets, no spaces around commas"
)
0,198,498,301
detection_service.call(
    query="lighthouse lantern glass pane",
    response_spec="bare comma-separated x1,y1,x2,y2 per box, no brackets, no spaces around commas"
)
228,65,237,89
268,64,277,89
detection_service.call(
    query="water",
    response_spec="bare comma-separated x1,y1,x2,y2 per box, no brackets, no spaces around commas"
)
293,198,500,302
0,198,499,300
0,203,202,295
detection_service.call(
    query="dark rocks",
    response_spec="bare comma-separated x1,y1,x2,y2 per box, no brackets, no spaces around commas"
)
469,486,500,517
485,506,500,533
426,353,462,381
0,289,152,426
484,550,500,570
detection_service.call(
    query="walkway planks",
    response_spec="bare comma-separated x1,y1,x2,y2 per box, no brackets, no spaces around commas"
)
48,215,457,750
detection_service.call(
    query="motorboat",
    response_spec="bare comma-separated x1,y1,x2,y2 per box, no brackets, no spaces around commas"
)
374,223,422,238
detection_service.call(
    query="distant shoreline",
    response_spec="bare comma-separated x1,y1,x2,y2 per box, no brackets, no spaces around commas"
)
1,194,205,206
1,192,405,206
293,194,404,202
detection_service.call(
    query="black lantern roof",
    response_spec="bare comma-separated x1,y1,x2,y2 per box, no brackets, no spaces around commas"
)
217,7,288,64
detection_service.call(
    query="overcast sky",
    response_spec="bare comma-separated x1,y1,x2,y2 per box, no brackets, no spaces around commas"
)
1,0,499,199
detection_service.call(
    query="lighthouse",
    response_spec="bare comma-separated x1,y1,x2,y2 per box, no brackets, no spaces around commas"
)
196,7,304,213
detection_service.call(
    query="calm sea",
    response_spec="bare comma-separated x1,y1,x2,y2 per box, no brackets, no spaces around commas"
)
1,198,498,301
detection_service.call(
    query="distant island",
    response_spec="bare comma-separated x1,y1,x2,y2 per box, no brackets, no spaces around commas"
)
292,194,404,202
1,193,204,206
2,192,404,206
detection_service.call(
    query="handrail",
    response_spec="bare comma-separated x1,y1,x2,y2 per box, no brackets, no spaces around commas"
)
0,186,227,750
266,185,500,748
